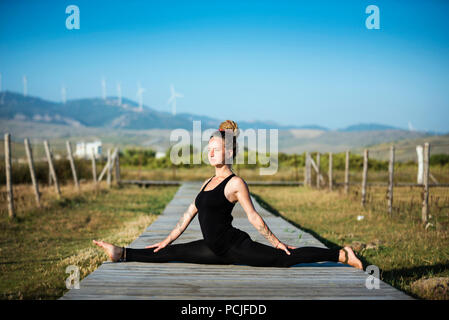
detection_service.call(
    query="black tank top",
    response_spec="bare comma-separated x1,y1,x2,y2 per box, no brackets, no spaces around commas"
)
195,173,249,256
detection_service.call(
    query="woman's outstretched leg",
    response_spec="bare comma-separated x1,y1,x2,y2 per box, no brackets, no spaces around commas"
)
224,238,363,269
93,239,231,265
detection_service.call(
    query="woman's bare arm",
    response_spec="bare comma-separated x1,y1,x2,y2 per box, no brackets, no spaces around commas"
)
231,177,281,248
165,202,198,244
146,203,197,250
164,177,212,244
251,214,281,247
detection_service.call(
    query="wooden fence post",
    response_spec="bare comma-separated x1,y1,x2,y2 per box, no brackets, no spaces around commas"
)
344,150,350,195
24,138,41,208
44,140,61,197
307,152,312,187
361,149,369,207
388,145,395,215
422,142,430,225
304,152,309,187
329,152,333,191
48,165,53,186
416,145,424,184
4,133,15,219
316,152,320,189
97,154,108,183
309,155,325,187
107,148,112,188
98,148,117,182
294,154,298,182
66,141,80,191
91,151,97,187
115,148,121,186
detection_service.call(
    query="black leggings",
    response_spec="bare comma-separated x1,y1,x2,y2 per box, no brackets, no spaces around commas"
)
125,237,340,268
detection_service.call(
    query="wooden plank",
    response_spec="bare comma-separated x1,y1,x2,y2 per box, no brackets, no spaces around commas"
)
61,181,413,300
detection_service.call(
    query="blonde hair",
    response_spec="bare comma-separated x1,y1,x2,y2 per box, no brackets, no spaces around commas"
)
218,120,240,137
210,120,239,160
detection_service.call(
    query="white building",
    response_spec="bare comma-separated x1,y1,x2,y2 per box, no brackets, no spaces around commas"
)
155,151,166,159
75,140,103,159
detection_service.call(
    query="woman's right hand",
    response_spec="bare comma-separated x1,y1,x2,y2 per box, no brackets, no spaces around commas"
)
145,239,170,252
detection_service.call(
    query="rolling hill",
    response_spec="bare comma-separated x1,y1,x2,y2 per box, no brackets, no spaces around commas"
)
1,91,447,161
0,91,328,131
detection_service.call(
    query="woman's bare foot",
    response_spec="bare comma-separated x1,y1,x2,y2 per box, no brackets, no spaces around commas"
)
93,240,123,262
339,246,363,270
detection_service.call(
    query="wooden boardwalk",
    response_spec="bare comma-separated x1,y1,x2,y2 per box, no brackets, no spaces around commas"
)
61,181,413,300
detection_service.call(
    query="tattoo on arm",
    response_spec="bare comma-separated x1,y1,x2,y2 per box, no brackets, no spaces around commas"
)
255,217,280,247
175,213,188,231
168,210,193,243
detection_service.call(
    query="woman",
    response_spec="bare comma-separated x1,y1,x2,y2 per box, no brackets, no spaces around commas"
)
94,120,363,270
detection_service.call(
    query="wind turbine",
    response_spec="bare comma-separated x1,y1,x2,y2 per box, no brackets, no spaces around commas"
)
136,82,146,112
23,75,28,97
61,84,67,104
101,77,107,100
117,81,122,106
408,121,414,132
167,84,183,116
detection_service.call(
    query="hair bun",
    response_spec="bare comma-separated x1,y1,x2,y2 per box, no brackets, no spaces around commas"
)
219,120,239,137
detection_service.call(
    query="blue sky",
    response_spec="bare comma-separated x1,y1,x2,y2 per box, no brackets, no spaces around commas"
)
1,0,448,132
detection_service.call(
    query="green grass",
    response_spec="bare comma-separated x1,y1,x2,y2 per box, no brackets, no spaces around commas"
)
0,182,178,299
2,164,448,300
250,185,449,300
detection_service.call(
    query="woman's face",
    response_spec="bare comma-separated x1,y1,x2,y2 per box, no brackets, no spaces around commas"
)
207,137,230,166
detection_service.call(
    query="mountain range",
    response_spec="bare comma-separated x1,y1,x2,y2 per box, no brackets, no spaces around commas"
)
0,90,440,133
1,91,448,161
